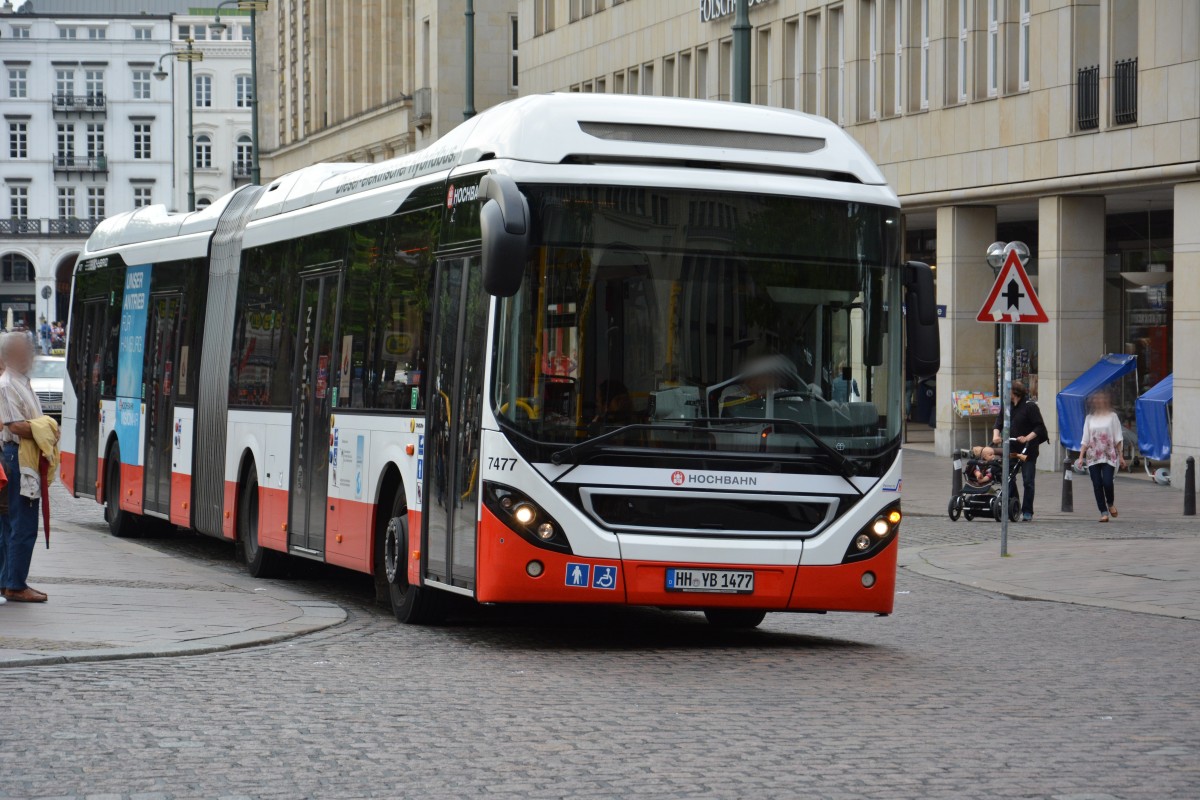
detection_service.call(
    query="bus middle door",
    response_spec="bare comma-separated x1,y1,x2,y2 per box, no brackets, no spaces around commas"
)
72,299,109,499
142,293,181,516
288,265,344,558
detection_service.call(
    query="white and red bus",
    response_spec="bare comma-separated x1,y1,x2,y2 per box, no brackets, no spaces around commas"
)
62,94,938,627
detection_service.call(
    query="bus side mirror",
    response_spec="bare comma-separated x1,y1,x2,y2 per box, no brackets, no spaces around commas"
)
478,173,530,297
904,260,940,377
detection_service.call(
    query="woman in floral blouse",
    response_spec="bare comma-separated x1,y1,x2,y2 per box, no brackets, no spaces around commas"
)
1076,390,1126,522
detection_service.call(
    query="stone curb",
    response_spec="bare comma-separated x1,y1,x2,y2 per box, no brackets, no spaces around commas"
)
0,600,347,669
899,545,1200,622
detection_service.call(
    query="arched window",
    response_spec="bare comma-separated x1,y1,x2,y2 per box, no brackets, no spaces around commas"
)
194,133,212,169
235,134,253,176
1,253,34,282
196,196,212,210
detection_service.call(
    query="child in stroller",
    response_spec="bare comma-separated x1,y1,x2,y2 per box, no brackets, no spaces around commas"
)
948,441,1028,522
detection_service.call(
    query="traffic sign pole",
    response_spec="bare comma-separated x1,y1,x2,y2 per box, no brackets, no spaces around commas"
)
1000,322,1013,557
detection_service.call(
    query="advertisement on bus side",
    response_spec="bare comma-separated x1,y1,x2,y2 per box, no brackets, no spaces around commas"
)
115,264,151,465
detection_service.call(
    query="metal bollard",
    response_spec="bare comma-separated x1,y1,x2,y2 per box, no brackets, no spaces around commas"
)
1185,456,1196,517
952,455,962,497
1061,455,1074,513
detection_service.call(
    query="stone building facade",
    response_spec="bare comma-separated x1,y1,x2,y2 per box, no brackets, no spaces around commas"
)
517,0,1198,482
255,0,520,178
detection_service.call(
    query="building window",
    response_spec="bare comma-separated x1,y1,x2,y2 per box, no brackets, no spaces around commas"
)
194,133,213,169
663,55,676,98
986,0,1000,97
865,0,878,119
56,123,75,165
235,74,253,108
59,27,77,39
8,68,28,99
9,185,29,220
957,0,968,102
11,26,31,39
893,0,903,114
57,186,75,219
1019,0,1031,90
534,0,555,35
830,5,845,125
510,16,519,91
8,122,27,159
87,27,106,40
235,134,253,173
1,254,33,283
55,69,74,100
196,196,212,210
133,123,152,160
642,63,655,95
920,0,930,108
804,12,821,114
85,69,105,101
132,186,153,208
134,27,153,40
177,24,190,39
87,187,105,220
696,46,708,100
679,51,692,98
192,25,208,41
86,123,105,158
194,74,213,107
132,69,151,100
241,25,252,41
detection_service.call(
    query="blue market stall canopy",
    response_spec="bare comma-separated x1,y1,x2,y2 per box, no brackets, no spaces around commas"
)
1135,374,1173,461
1056,354,1137,450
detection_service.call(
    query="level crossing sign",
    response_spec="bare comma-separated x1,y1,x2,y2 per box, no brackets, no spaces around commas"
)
976,249,1048,324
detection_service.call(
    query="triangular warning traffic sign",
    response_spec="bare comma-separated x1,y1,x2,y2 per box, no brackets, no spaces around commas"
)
976,249,1048,324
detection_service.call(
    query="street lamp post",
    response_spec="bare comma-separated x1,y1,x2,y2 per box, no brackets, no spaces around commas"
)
732,0,751,102
155,39,204,212
464,0,476,119
212,1,268,184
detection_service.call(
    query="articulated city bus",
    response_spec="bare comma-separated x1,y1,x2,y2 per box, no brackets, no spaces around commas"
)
62,94,938,627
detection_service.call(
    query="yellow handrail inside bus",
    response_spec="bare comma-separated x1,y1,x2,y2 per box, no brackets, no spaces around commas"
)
499,399,538,419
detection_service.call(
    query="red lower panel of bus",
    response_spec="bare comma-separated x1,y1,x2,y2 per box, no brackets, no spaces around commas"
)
258,485,288,553
326,498,372,572
472,505,897,613
475,506,627,604
118,463,144,515
170,472,191,527
60,451,75,495
788,539,897,614
406,510,422,585
95,455,106,501
221,481,237,539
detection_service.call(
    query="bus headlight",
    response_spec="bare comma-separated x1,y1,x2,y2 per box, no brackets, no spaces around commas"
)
842,501,901,563
484,482,572,554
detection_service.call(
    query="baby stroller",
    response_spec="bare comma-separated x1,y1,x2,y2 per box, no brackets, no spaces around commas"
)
947,441,1027,522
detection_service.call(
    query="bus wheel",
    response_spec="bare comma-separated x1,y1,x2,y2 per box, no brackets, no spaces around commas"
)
104,449,137,538
240,471,285,579
377,491,444,625
703,609,767,629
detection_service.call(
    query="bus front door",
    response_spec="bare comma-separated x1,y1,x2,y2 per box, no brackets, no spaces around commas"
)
73,299,108,499
142,294,181,516
423,256,486,591
288,266,343,557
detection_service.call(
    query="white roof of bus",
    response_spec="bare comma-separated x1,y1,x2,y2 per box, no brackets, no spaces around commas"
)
83,94,889,256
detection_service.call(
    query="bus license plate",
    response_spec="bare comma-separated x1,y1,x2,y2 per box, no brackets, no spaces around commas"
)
665,568,754,594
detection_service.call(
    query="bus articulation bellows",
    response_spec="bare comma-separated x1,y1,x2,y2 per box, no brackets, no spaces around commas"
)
62,94,938,627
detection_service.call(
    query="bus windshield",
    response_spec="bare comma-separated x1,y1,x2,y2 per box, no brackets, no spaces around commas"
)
491,185,902,467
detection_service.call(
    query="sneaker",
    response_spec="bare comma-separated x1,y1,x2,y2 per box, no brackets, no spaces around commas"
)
1021,513,1033,522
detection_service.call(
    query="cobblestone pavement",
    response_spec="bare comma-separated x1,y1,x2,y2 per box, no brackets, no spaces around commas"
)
0,478,1194,798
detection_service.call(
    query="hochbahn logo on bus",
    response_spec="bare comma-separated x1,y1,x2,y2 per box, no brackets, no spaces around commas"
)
670,470,757,487
446,183,479,208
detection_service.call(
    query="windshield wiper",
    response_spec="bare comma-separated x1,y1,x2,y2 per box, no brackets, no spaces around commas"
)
689,416,862,487
549,423,705,465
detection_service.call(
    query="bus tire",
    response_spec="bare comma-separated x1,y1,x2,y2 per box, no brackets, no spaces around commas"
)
104,447,137,538
703,609,767,629
377,490,445,625
240,471,285,579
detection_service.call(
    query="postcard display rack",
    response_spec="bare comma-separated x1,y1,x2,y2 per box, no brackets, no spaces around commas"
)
952,390,1002,447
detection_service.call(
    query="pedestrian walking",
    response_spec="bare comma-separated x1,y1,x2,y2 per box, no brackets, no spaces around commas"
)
993,380,1048,521
0,332,55,603
1076,389,1126,522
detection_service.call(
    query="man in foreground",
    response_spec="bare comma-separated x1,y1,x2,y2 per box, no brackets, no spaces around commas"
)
993,380,1048,522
